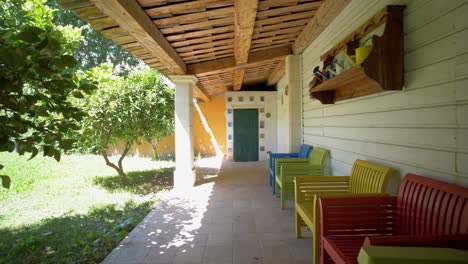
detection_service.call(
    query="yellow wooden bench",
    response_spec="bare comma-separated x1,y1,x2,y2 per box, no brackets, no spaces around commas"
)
294,159,400,264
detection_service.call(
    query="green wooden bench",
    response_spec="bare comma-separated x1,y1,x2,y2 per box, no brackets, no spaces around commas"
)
275,147,330,209
294,159,400,264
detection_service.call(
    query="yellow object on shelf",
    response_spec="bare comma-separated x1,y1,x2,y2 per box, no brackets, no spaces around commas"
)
356,45,373,65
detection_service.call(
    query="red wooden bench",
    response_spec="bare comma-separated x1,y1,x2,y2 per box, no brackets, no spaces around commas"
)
319,173,468,264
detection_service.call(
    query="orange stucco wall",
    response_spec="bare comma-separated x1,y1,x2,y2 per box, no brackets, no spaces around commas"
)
110,96,226,159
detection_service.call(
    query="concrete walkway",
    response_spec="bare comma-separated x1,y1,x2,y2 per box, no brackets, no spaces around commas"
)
102,160,313,264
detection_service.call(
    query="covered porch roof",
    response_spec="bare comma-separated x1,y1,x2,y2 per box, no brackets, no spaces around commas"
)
58,0,349,101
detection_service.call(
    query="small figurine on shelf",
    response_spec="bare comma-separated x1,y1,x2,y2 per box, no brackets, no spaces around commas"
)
325,64,337,78
313,66,329,80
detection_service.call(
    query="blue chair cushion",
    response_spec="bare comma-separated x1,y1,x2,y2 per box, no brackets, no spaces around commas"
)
297,144,313,158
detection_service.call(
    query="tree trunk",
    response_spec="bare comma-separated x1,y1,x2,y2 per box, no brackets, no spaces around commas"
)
151,139,159,160
101,144,130,186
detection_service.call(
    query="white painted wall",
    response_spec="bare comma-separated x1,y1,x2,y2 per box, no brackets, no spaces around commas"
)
225,91,277,161
301,0,468,186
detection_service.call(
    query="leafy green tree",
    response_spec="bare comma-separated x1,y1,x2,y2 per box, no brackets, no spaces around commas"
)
131,69,174,160
0,0,96,188
77,64,173,185
47,0,141,75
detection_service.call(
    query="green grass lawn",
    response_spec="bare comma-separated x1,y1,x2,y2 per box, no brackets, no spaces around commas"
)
0,153,175,264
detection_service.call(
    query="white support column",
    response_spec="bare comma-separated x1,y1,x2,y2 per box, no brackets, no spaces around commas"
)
170,75,197,189
286,55,302,151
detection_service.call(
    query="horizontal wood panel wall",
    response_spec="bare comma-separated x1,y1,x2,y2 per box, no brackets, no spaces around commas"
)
301,0,468,186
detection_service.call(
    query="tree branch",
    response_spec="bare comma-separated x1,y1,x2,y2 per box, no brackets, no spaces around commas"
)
118,143,130,170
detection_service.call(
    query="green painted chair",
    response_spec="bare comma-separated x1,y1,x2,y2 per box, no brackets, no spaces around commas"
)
275,147,330,209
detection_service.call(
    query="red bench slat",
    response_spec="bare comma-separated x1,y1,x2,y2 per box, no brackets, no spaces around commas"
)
320,173,468,264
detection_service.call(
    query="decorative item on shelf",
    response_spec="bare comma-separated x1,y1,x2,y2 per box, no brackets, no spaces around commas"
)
313,66,329,80
334,51,354,72
355,37,373,65
334,59,345,75
325,64,337,78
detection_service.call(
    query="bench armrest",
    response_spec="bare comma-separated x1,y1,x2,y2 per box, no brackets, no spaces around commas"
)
270,153,299,158
269,153,298,171
363,234,468,249
320,196,398,237
280,164,325,174
294,176,350,203
275,158,309,164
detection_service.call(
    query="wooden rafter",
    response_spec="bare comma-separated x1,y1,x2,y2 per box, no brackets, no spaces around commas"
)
187,46,291,76
267,58,285,86
293,0,351,54
89,0,186,74
232,69,245,91
144,0,232,16
153,7,235,27
194,82,211,102
233,0,258,90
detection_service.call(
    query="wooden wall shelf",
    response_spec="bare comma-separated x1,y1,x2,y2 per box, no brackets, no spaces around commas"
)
309,5,405,104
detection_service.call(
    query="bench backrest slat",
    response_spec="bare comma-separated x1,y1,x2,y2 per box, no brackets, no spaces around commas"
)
397,174,468,236
349,160,398,193
308,147,329,167
298,144,313,158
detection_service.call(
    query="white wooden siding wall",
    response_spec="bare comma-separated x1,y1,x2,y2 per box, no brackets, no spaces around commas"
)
301,0,468,186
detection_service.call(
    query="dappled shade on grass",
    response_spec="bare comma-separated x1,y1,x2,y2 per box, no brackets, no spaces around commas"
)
0,201,152,264
93,167,175,195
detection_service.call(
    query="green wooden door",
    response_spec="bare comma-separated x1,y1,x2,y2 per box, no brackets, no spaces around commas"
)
233,109,259,161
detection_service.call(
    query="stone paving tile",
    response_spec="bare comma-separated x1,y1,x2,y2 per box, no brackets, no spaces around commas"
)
202,246,233,264
173,247,205,264
101,161,314,264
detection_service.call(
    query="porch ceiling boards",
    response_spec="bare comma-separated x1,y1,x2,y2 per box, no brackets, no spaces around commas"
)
58,0,350,101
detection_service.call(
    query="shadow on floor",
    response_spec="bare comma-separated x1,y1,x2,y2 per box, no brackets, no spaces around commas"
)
101,160,314,264
93,167,175,195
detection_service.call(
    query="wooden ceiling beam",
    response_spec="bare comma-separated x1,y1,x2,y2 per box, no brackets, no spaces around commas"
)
233,0,258,91
232,69,245,90
293,0,351,54
188,45,291,76
267,58,285,86
194,82,212,102
234,0,258,65
90,0,186,74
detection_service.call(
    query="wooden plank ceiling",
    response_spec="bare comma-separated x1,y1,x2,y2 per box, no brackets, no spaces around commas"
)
59,0,349,101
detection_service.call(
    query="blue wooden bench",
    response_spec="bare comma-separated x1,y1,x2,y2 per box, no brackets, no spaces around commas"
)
268,144,312,194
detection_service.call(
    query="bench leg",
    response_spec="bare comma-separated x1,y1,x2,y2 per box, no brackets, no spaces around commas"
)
295,211,302,238
320,239,334,264
275,180,280,198
280,183,285,209
272,174,276,195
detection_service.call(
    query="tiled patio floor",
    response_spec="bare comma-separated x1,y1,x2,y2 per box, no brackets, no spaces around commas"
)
102,160,313,264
